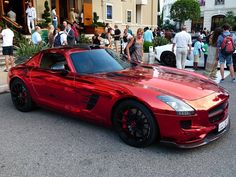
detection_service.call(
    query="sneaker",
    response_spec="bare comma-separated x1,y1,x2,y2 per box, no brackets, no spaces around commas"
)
220,79,224,83
3,69,8,72
232,78,236,83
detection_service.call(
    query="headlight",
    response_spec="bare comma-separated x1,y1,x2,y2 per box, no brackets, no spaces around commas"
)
157,95,195,116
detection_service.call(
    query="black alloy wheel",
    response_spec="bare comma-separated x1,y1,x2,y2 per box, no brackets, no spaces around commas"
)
113,100,158,147
10,79,34,112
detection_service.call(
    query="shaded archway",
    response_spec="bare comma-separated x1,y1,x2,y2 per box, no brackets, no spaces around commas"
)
211,15,225,31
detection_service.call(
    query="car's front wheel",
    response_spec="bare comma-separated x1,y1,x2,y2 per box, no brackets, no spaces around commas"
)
10,78,35,112
113,100,158,147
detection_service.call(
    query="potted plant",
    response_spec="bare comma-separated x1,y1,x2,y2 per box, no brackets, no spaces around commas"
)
88,12,105,34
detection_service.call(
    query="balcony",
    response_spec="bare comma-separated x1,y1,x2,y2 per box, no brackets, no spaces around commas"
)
136,0,148,5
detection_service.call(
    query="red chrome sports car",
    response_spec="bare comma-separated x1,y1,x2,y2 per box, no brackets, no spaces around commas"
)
8,46,230,148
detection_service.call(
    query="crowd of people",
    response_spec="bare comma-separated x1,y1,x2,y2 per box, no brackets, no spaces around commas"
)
172,23,236,83
1,3,236,83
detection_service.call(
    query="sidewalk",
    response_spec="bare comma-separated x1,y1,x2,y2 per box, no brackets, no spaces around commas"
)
0,71,9,93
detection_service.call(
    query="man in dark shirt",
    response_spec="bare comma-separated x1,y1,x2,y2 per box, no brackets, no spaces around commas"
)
114,24,121,53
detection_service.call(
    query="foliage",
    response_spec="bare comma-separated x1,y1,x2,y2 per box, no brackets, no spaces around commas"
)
0,19,4,27
170,0,200,25
15,39,48,64
221,11,236,31
152,36,169,47
143,41,154,53
162,19,176,31
92,12,105,27
37,21,48,29
42,0,51,25
78,34,92,44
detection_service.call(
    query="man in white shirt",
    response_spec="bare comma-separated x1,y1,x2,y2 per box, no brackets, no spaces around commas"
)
25,2,36,34
172,25,192,69
31,26,42,45
0,24,14,72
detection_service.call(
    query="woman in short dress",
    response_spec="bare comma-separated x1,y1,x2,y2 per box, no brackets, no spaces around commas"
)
204,27,222,79
126,28,144,64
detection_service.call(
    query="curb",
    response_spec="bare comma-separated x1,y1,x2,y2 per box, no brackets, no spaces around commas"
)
0,84,9,94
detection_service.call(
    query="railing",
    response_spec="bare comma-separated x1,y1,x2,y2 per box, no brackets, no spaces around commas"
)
1,16,22,31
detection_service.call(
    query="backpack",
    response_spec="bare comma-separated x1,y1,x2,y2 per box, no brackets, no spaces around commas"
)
54,33,62,47
221,34,235,56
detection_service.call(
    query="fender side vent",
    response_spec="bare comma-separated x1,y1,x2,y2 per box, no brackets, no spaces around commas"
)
86,94,99,110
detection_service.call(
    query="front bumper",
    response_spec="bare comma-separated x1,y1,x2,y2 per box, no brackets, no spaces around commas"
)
160,118,230,148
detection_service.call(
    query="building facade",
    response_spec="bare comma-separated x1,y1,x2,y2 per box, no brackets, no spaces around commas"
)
162,0,236,32
0,0,158,33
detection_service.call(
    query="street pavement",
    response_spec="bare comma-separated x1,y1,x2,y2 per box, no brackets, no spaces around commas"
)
0,71,236,177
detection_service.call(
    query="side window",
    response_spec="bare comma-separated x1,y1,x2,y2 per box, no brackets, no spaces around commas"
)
40,53,70,71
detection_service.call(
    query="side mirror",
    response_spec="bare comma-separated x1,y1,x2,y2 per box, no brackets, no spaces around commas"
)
51,63,69,75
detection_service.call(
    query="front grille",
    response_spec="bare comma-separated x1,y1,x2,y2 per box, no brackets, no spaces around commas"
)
208,101,228,123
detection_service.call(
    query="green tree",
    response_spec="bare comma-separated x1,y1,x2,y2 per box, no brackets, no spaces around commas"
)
170,0,200,26
42,0,51,26
221,11,236,31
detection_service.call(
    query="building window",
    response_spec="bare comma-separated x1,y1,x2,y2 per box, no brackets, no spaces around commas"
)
106,4,112,20
215,0,224,5
127,10,132,23
199,0,205,6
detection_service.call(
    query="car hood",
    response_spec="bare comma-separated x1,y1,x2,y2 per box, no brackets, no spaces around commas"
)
104,65,221,101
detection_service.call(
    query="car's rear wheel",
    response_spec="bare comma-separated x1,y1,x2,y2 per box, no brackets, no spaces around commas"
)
10,78,34,112
113,100,158,147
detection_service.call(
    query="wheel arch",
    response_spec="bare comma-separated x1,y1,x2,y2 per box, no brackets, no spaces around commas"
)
111,97,160,137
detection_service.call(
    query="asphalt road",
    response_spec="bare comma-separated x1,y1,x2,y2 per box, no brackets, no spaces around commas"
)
0,81,236,177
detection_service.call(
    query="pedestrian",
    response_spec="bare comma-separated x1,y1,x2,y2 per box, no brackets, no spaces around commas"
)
92,32,102,46
72,22,79,43
51,6,58,30
113,24,121,53
25,2,36,34
126,25,133,36
54,25,67,47
31,26,42,45
143,27,153,43
217,23,236,83
204,28,222,80
122,28,133,53
193,35,203,70
125,28,144,64
0,23,14,72
48,24,55,48
69,8,77,24
172,25,192,69
7,8,16,22
105,28,112,48
66,24,75,46
202,41,208,69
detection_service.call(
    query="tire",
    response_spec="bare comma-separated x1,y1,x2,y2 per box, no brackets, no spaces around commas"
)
10,78,34,112
160,51,176,67
113,100,158,147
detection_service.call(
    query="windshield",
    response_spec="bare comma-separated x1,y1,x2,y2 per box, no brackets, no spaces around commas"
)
70,49,131,74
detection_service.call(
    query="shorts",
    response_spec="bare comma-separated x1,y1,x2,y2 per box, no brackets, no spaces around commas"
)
114,40,120,47
219,53,233,66
2,46,13,56
194,54,200,62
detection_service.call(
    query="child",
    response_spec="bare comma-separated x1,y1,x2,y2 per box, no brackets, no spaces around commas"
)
193,35,203,70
